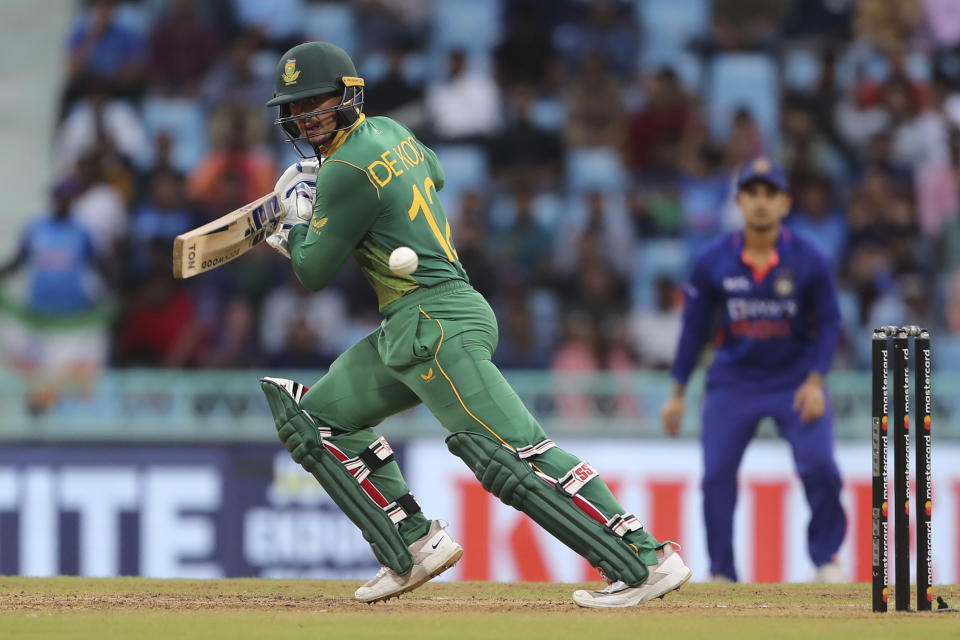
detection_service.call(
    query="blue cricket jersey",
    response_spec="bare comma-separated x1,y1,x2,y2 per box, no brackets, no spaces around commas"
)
22,217,97,314
671,228,841,391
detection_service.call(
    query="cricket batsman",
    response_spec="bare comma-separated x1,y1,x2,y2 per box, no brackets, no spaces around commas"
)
257,42,691,607
660,158,847,582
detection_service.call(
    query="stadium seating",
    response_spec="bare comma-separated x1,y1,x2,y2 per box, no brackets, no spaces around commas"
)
432,144,490,203
630,239,691,308
302,3,357,56
782,47,822,93
565,148,628,194
141,98,209,174
706,54,780,146
431,0,503,53
636,0,710,66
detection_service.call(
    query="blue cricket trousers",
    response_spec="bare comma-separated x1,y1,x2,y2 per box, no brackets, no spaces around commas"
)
700,385,846,580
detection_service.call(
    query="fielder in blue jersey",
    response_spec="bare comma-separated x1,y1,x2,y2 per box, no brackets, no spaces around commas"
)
660,157,847,583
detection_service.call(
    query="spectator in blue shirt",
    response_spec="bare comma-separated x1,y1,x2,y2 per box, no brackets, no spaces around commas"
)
0,179,106,315
129,169,194,279
553,0,638,78
786,175,848,268
62,0,145,115
0,179,115,414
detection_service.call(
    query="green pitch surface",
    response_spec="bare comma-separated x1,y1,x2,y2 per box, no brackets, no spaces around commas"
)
1,578,957,639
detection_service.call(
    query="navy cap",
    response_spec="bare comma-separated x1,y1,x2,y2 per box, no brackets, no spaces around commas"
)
737,157,788,192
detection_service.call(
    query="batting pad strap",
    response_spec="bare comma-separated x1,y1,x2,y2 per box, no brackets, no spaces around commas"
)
516,439,557,459
446,431,649,587
384,493,422,524
358,436,396,470
260,378,414,576
262,376,309,402
605,513,643,538
342,457,373,484
340,437,397,484
312,414,332,440
557,461,600,497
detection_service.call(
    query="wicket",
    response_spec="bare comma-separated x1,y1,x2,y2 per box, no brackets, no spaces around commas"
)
871,325,932,613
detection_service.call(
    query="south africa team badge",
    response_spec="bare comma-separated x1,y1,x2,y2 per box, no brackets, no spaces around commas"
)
282,58,301,85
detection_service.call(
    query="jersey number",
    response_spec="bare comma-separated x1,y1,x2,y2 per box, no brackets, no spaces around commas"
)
408,177,458,262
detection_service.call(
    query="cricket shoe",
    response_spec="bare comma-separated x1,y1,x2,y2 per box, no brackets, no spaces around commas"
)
813,561,845,583
355,520,463,603
572,542,692,609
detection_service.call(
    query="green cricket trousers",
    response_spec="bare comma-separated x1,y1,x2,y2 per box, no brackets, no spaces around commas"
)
299,280,660,564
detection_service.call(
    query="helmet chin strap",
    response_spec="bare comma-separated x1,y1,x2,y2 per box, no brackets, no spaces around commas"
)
312,138,330,160
286,134,319,159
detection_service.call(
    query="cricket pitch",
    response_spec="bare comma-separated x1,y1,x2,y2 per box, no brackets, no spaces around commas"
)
0,578,957,639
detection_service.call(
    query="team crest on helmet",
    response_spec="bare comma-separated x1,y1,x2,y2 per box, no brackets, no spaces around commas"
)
752,157,772,174
773,269,795,297
282,58,301,85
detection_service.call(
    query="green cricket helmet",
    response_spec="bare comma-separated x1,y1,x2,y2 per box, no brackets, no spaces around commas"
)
266,42,365,156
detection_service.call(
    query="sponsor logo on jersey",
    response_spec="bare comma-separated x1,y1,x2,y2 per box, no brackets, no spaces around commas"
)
420,367,436,382
726,293,797,340
282,58,301,85
727,297,798,320
723,276,751,292
312,216,327,230
729,318,792,339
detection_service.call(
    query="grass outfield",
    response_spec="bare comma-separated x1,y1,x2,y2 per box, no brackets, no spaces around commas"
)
0,578,958,639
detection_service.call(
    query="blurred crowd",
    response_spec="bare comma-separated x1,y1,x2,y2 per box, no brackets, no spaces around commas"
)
4,0,960,399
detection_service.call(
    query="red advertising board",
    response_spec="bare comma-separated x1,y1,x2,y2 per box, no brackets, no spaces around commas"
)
405,440,960,584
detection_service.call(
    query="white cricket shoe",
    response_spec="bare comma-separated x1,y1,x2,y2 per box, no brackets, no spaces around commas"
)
354,520,463,603
573,543,692,609
813,561,845,583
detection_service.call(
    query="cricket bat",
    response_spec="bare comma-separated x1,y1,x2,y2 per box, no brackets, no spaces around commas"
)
172,192,282,279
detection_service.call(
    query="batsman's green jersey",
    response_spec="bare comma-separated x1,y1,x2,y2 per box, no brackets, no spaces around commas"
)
287,114,467,310
284,116,661,571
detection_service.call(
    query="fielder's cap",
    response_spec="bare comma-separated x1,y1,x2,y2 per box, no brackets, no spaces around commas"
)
737,157,788,192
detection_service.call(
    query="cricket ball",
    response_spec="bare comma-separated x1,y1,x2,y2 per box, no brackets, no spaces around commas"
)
389,246,418,276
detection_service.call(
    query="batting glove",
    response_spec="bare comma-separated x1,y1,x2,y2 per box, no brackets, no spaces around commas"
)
268,159,319,259
265,228,292,259
275,158,319,227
